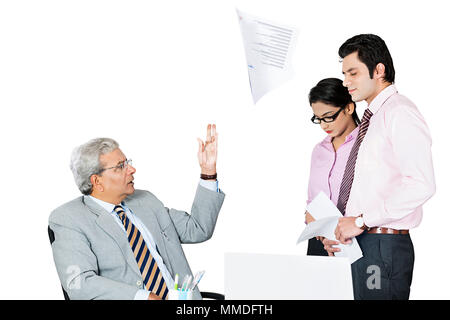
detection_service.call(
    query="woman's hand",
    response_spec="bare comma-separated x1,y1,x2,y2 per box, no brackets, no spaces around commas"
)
305,212,323,241
322,238,341,256
305,211,315,224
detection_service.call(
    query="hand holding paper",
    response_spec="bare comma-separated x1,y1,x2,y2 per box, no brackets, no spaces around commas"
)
322,238,342,256
335,216,365,244
297,192,363,264
296,216,339,244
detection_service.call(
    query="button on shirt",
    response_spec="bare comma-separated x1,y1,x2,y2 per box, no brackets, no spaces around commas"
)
307,126,359,206
345,85,436,229
90,179,219,300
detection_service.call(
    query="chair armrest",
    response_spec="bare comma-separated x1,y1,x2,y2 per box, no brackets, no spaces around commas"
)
200,291,225,300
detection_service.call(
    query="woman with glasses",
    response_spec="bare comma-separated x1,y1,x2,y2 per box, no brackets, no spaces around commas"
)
305,78,361,256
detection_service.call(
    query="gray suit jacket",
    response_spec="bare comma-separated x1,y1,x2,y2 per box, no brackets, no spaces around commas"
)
49,185,225,300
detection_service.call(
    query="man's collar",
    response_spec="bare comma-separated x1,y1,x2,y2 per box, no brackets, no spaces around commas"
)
89,195,125,213
368,84,397,115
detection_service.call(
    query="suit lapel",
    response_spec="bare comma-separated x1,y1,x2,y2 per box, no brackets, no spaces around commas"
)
83,196,141,278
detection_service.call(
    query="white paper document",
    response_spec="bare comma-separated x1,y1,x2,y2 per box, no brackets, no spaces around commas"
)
306,191,343,220
296,216,340,244
297,191,363,264
236,9,298,103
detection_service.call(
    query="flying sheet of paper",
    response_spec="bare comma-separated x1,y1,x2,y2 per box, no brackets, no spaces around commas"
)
236,9,298,103
297,191,363,264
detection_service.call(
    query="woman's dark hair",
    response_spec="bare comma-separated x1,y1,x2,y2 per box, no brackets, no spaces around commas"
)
338,34,395,83
308,78,360,125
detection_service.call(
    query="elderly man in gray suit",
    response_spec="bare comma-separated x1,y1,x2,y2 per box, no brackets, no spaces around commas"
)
49,124,224,300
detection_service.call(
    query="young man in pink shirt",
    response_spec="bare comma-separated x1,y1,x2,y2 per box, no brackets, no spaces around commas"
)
322,34,436,299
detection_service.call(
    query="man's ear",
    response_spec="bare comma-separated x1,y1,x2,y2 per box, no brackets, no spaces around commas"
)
374,63,386,81
90,174,104,192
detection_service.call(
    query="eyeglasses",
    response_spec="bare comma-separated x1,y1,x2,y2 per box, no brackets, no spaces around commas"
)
311,108,344,124
99,159,133,173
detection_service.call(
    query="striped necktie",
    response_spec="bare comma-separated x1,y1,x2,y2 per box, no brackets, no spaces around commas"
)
336,108,373,215
114,205,169,300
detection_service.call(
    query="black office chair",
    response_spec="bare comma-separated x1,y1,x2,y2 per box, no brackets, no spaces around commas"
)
200,292,225,300
48,226,224,300
48,226,71,300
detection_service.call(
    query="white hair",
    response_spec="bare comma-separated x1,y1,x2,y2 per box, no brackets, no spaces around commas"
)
70,138,119,195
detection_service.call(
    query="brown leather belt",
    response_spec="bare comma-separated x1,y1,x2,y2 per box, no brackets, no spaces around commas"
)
367,227,409,235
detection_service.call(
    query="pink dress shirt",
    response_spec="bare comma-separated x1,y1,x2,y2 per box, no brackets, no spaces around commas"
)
345,85,436,229
307,126,359,206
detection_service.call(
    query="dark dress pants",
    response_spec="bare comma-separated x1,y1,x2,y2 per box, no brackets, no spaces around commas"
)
351,232,415,300
307,237,328,256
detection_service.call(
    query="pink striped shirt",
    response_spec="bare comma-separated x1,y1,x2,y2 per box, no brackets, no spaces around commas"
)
346,85,436,229
307,126,359,206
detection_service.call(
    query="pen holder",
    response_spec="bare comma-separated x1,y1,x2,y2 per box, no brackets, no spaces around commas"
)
168,289,193,300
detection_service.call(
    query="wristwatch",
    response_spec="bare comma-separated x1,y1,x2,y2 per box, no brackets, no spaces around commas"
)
355,215,367,230
200,173,217,180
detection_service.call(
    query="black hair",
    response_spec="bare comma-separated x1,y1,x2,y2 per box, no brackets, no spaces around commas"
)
309,78,360,125
338,34,395,83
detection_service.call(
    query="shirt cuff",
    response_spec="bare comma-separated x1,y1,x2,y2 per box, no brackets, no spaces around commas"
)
199,179,219,192
134,289,151,300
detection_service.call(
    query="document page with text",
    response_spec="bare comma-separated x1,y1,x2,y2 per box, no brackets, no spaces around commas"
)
237,9,298,103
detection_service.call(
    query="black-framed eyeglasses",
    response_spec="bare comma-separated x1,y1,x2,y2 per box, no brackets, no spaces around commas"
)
311,108,344,124
99,159,133,173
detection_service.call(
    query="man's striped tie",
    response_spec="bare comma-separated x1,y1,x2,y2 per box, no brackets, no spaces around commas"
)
336,108,373,215
114,205,168,300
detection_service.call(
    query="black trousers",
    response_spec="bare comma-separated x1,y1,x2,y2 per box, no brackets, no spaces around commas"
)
351,232,415,300
306,237,328,256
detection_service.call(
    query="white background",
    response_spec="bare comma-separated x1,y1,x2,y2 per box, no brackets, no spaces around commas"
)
0,0,448,299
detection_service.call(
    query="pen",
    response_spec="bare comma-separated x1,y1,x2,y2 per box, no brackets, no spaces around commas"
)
183,275,192,291
188,271,199,290
174,273,179,290
190,270,205,290
180,275,189,291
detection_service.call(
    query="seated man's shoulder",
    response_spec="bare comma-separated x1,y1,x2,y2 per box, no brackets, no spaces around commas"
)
128,189,151,197
49,196,85,223
127,189,161,205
